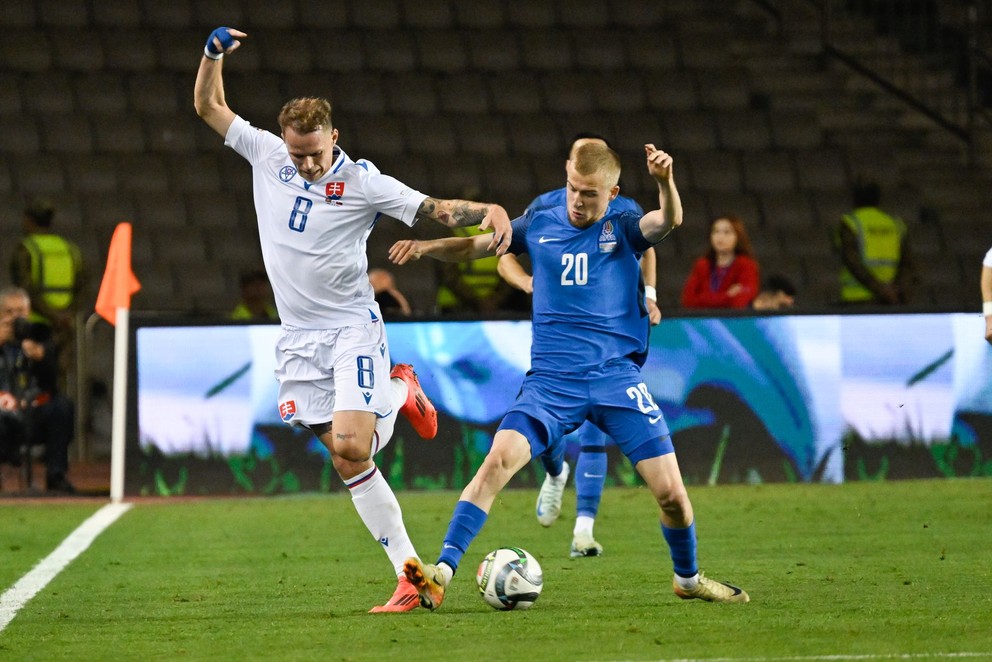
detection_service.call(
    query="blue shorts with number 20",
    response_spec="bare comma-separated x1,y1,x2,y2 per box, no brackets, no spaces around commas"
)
497,358,674,466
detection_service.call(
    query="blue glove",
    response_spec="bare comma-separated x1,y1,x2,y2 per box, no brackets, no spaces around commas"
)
204,27,236,60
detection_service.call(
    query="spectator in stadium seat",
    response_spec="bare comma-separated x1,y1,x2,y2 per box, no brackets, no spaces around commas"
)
230,268,279,322
835,179,915,305
368,268,412,318
0,286,75,494
982,246,992,344
751,273,798,311
680,215,760,309
194,26,512,613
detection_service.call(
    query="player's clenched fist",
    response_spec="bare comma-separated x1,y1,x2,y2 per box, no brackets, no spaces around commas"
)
645,144,674,180
204,27,247,60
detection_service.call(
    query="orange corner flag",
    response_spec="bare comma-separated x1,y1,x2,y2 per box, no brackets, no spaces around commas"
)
95,222,142,326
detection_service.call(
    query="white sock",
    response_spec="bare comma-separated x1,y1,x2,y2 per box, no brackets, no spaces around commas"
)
573,515,595,537
368,377,406,457
347,464,417,576
438,562,455,585
674,573,700,591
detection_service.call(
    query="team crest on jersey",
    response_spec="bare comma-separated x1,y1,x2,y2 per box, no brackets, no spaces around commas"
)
598,220,618,253
279,399,297,422
279,165,297,182
325,181,346,204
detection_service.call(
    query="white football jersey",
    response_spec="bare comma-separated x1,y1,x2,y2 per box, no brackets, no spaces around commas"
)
984,246,992,268
225,116,428,328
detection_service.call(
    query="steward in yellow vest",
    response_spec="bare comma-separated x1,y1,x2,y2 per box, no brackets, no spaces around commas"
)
10,198,84,325
835,181,913,304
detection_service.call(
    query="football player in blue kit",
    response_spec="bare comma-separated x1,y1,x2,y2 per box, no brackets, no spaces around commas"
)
499,133,663,559
389,142,749,609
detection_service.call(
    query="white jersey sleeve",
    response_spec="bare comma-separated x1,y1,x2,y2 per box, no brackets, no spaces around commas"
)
222,115,429,328
984,246,992,268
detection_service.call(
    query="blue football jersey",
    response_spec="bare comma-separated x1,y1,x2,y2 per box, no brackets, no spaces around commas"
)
508,206,654,373
525,188,644,217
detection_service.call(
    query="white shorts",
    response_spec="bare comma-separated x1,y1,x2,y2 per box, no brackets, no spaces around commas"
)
274,321,393,427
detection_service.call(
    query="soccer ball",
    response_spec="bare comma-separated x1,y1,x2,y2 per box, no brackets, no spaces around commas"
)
476,547,543,610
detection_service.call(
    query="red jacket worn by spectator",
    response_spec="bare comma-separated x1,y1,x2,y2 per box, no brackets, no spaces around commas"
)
681,255,760,309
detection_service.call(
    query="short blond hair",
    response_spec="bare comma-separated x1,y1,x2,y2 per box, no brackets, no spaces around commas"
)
278,97,333,134
572,142,621,189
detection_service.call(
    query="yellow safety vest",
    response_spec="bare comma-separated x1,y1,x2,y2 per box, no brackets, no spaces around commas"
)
20,233,82,311
435,226,502,312
837,207,905,302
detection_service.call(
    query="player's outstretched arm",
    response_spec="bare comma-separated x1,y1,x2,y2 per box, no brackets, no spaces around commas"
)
415,198,512,255
194,27,247,138
388,235,493,266
639,144,684,244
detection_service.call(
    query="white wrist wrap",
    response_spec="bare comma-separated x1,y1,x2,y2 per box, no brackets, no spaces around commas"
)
644,285,657,302
984,301,992,316
204,47,223,60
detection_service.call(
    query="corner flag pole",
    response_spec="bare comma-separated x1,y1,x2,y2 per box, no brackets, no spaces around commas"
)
95,223,141,504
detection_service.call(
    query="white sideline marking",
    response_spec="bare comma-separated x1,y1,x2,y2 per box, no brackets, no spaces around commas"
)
0,503,132,632
629,654,991,662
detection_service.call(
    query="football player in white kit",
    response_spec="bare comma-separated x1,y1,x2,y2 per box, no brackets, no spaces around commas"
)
194,27,513,613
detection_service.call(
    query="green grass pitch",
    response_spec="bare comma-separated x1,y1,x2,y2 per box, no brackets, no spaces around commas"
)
2,479,991,660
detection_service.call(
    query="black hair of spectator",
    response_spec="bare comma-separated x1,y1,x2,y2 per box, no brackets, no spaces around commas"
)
852,178,881,208
239,268,270,288
25,197,56,227
764,273,797,296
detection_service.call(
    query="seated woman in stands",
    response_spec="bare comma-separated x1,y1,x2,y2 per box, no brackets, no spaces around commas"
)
680,215,760,309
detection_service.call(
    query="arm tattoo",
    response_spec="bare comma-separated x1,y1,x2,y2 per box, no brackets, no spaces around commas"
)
416,197,488,227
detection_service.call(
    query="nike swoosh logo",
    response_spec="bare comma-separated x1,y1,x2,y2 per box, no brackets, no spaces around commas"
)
648,415,662,424
538,236,560,243
442,543,457,551
582,473,604,479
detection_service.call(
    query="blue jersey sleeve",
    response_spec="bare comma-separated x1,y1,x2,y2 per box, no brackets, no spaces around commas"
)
616,211,653,253
508,213,532,255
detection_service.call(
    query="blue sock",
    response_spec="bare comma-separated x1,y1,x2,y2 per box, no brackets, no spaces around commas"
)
575,445,607,517
661,521,698,578
437,500,488,572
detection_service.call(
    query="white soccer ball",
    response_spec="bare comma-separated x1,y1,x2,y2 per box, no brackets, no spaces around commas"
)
476,547,543,610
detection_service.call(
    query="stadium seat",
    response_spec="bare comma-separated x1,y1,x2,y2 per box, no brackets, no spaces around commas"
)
759,191,818,229
572,30,628,71
73,73,129,114
135,193,190,231
101,30,158,72
793,148,851,193
405,115,458,156
428,154,482,200
52,30,105,72
520,30,574,71
644,70,701,112
684,150,743,193
715,109,774,151
92,114,147,154
347,113,406,158
167,153,223,193
117,154,170,194
364,31,418,73
741,151,798,194
39,113,93,153
437,73,490,114
593,73,646,113
60,154,114,193
258,31,314,73
610,113,667,155
0,0,35,28
130,261,179,312
143,114,198,153
703,191,764,230
415,31,469,73
696,68,754,110
8,154,64,194
22,73,74,114
454,2,505,28
0,117,40,153
488,72,543,114
0,32,53,72
244,0,297,29
186,191,243,232
400,0,454,28
350,0,401,29
559,0,610,29
541,74,597,115
81,192,137,228
507,3,557,28
508,115,562,156
329,72,388,115
663,110,719,152
36,0,89,27
466,30,521,71
91,2,141,27
769,109,824,149
624,29,680,71
453,114,509,156
139,0,193,28
129,73,182,116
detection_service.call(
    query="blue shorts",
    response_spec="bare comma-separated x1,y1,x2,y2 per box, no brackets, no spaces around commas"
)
497,359,673,465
